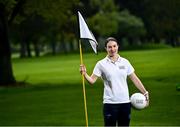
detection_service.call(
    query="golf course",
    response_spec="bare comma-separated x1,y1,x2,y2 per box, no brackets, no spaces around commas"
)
0,48,180,126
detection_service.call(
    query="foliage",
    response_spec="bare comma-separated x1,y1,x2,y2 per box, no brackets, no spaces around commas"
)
23,0,78,25
0,0,17,14
88,11,119,36
87,0,146,38
116,0,180,46
146,0,180,38
10,0,80,57
117,10,146,38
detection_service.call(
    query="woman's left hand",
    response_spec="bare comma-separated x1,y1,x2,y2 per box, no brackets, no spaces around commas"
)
144,91,149,107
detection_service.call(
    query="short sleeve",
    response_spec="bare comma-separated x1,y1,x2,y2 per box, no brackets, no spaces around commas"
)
126,60,135,75
93,62,102,77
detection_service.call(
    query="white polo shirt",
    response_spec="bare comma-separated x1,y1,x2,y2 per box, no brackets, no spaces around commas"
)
93,55,134,104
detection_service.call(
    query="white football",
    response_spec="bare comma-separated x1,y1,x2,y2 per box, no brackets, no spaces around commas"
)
130,93,147,110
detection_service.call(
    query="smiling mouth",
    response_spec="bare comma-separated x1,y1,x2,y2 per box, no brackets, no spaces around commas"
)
109,52,116,57
111,51,116,54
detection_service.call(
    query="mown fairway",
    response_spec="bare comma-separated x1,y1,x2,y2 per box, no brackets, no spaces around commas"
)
0,48,180,126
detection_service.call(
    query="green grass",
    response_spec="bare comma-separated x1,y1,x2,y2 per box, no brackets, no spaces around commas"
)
0,48,180,126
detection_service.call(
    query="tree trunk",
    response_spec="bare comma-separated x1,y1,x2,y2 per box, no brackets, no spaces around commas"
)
26,41,32,57
51,41,56,55
20,40,27,58
0,4,16,85
33,42,40,57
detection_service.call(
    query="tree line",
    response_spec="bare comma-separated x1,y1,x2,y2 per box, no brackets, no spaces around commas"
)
0,0,179,85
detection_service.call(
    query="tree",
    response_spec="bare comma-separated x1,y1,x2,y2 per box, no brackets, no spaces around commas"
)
116,10,146,45
115,0,180,46
0,0,25,85
146,0,180,46
87,0,120,37
0,0,79,85
83,0,146,49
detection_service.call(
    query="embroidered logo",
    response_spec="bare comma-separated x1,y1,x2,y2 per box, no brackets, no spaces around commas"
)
119,66,125,69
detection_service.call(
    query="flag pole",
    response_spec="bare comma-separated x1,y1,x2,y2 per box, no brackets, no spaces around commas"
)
79,40,89,127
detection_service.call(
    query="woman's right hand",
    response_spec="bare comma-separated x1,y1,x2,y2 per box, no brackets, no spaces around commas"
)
79,64,86,75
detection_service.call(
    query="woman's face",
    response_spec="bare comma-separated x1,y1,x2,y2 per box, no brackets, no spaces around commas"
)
105,41,119,57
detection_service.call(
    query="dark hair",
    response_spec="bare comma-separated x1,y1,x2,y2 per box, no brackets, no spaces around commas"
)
105,37,118,47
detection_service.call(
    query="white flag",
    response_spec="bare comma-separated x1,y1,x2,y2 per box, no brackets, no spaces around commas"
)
78,11,98,54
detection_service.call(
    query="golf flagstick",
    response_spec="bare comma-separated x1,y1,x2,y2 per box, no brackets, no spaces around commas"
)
77,11,98,126
79,40,89,127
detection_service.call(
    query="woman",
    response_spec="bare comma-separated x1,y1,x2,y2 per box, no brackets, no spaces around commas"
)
80,37,149,126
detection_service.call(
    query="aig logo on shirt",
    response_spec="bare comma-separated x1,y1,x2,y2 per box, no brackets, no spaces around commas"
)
119,66,125,69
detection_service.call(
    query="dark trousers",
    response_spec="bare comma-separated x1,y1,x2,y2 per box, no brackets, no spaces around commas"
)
103,103,131,127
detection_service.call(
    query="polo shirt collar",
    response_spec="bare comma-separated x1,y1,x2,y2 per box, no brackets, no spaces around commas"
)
106,55,121,63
